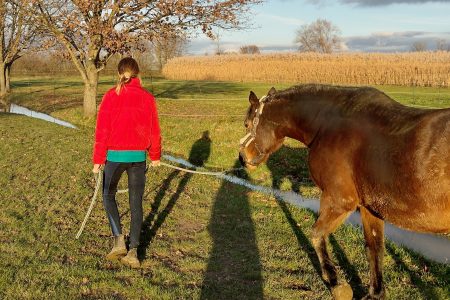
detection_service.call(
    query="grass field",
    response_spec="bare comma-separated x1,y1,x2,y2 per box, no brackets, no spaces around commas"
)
0,76,449,299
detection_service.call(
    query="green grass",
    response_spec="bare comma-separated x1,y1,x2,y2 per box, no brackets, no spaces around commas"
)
0,76,449,299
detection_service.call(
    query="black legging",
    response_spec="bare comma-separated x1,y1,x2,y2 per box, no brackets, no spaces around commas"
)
102,160,146,249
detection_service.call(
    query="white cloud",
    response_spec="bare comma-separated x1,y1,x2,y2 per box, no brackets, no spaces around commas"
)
344,31,450,52
188,30,450,55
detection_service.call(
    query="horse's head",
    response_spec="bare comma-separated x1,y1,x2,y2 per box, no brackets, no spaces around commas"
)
239,87,285,169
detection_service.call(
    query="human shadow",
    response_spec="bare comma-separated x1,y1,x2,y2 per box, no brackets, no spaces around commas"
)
138,131,212,259
266,145,366,298
200,161,264,299
188,131,211,167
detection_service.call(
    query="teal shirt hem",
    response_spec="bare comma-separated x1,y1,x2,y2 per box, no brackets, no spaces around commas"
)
107,150,146,162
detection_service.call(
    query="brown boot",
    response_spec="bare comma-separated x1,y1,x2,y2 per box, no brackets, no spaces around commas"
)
106,234,127,261
121,248,140,268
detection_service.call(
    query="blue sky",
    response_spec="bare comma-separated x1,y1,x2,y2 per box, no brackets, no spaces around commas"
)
187,0,450,54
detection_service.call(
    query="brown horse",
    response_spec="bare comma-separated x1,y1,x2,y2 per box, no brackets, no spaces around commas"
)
238,85,450,300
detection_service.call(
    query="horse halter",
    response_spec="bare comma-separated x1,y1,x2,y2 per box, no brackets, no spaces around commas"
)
239,95,268,165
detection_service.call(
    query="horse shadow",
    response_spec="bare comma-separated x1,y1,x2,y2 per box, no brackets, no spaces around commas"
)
265,144,315,192
384,242,445,300
200,160,264,299
138,131,211,260
266,145,367,298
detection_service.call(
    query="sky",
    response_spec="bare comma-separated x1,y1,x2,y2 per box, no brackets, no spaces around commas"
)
187,0,450,54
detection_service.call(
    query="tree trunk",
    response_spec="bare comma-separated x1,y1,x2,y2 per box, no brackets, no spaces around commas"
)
83,63,99,117
5,64,11,93
0,63,6,98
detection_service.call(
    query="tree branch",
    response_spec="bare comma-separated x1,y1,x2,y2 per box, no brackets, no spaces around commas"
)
35,1,88,81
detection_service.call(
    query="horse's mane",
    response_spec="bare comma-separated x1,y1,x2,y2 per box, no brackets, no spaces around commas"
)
271,84,384,103
269,84,429,133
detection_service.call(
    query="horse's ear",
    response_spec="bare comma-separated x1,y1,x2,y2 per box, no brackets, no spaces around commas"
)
249,91,259,105
268,87,277,96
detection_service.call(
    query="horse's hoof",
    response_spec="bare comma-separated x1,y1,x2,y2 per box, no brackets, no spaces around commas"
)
332,283,353,300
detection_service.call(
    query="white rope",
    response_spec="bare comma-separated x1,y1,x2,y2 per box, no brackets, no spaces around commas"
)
159,161,232,176
159,113,244,117
75,170,103,239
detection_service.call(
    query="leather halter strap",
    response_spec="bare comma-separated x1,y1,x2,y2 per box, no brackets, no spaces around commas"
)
239,96,268,165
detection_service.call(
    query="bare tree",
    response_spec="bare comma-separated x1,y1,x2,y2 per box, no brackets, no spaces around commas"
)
295,19,342,54
213,30,224,56
10,51,75,76
411,41,427,52
0,0,36,98
436,39,447,51
34,0,261,117
152,33,187,70
240,45,260,54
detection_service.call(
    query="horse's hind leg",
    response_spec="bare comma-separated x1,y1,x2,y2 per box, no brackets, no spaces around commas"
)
360,207,385,300
311,194,355,300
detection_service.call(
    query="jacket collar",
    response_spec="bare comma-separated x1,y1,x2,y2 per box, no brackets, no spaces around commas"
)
127,77,141,87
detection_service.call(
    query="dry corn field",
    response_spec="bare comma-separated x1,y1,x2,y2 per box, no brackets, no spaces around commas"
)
163,52,450,87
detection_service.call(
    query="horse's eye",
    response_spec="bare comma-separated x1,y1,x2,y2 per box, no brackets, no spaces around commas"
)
245,122,249,128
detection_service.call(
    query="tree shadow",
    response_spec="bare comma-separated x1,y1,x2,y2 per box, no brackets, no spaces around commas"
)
138,131,211,260
153,81,247,100
5,93,85,115
200,162,264,299
266,145,366,298
10,78,84,89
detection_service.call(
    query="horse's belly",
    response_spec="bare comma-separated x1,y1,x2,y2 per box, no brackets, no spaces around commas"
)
365,193,450,233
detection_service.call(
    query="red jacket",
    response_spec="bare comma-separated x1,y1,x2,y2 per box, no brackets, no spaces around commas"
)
92,78,161,164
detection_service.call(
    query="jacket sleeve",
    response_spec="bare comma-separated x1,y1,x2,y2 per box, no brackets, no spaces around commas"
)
92,94,111,164
148,95,162,161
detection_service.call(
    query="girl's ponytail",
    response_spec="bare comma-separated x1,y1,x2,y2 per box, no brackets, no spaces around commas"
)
115,58,140,95
115,71,132,95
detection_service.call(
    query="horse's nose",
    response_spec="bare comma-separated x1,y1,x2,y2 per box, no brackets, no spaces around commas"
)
238,153,246,166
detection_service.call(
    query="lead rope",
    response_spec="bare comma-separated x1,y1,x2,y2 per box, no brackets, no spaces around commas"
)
75,170,103,239
75,160,242,239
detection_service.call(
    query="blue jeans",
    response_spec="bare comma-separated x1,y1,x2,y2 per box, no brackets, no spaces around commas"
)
102,160,146,249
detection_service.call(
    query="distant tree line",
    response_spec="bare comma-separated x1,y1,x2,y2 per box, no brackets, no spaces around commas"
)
411,40,450,52
10,39,186,77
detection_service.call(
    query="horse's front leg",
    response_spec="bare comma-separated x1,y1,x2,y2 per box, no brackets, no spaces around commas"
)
360,206,386,300
311,193,356,300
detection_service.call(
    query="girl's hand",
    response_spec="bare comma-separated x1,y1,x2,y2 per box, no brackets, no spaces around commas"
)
92,164,102,173
151,160,160,167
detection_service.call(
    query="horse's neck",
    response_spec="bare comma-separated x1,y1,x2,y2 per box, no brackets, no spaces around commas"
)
269,97,325,147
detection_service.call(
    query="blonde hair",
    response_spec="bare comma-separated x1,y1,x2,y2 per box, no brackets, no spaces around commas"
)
115,57,140,95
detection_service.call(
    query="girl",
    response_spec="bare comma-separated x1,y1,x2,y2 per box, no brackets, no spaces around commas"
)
92,57,161,268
